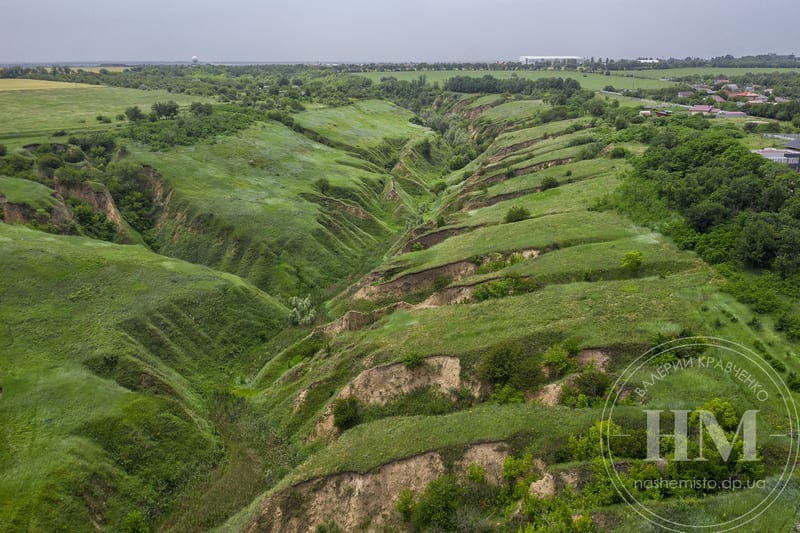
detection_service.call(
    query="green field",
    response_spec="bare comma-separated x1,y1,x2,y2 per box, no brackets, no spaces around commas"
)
621,67,800,80
358,69,675,90
0,86,207,149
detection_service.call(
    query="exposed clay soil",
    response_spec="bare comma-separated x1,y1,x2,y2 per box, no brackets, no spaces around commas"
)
531,383,563,406
55,182,126,233
249,452,444,533
248,441,510,533
575,349,610,372
457,442,509,484
307,356,486,441
414,285,474,308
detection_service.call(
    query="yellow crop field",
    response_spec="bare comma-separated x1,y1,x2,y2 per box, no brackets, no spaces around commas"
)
0,78,100,91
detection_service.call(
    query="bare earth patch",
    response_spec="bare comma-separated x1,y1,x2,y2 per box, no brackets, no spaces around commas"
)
248,452,445,533
575,349,610,372
307,356,485,441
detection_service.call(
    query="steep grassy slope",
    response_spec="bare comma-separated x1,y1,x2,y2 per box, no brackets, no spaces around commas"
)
228,100,800,532
3,77,800,532
0,224,288,531
129,120,407,297
121,101,448,299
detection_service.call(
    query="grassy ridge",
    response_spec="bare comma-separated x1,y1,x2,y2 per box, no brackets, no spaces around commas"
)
0,176,58,210
0,223,287,530
386,210,637,275
130,120,403,296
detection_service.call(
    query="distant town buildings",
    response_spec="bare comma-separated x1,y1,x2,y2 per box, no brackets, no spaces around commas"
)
518,56,585,65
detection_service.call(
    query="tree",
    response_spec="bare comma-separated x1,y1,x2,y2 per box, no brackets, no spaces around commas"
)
0,144,6,156
621,250,644,273
288,295,316,325
124,106,145,121
504,206,530,223
189,102,213,116
151,101,179,119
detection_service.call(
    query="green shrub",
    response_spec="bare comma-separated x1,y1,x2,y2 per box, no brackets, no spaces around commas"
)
504,206,530,223
412,475,461,531
397,488,415,521
120,510,149,533
543,344,576,378
491,384,524,404
402,352,425,369
540,176,559,190
332,397,360,430
621,250,643,273
0,144,6,157
466,464,485,483
609,146,628,159
431,181,447,194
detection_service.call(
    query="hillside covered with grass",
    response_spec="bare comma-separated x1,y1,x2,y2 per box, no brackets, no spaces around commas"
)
1,64,800,532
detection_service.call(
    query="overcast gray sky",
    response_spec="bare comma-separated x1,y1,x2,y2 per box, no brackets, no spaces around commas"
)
2,0,797,64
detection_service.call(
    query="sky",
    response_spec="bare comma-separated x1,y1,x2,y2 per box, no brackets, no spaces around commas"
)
1,0,797,64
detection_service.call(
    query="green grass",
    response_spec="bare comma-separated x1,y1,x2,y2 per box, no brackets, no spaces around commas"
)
345,269,712,361
465,94,506,109
490,118,591,150
290,403,596,482
0,79,100,91
459,171,620,227
293,99,429,164
464,233,703,286
621,67,800,80
0,176,57,210
128,119,402,296
478,99,548,124
357,70,675,91
486,158,621,198
385,210,644,276
480,128,603,172
0,86,208,150
0,223,287,531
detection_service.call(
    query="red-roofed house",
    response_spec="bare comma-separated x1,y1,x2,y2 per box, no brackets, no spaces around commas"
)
689,105,714,115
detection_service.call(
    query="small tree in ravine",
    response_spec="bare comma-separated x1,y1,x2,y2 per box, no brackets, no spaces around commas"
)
622,250,643,274
288,295,316,325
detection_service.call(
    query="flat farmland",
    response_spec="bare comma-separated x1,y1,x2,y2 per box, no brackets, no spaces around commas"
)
357,69,674,90
0,84,207,148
